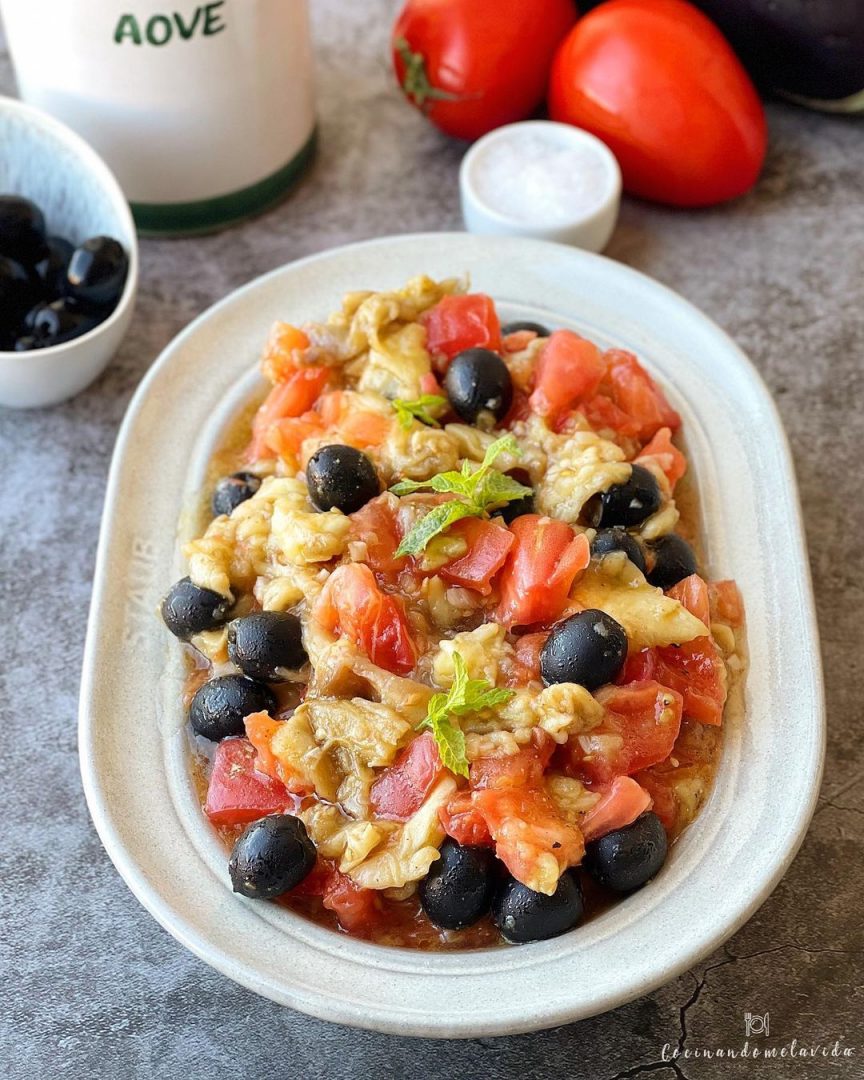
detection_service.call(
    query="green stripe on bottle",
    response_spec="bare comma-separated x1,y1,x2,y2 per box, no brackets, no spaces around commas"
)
131,129,317,236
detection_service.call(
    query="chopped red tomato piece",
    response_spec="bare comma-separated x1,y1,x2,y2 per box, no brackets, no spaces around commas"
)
321,871,381,934
636,426,687,489
502,387,532,427
370,733,443,822
623,638,727,727
529,330,605,420
265,411,326,460
709,579,744,627
438,517,514,594
667,574,711,627
314,563,417,675
286,859,381,934
510,631,548,685
633,770,678,832
591,349,681,443
420,371,444,396
580,775,652,842
470,730,555,790
261,322,310,383
420,293,502,362
566,681,683,785
439,791,493,847
348,495,407,580
247,366,330,460
581,392,643,439
243,712,315,794
502,329,538,353
497,515,590,627
317,390,392,448
204,738,290,826
471,785,584,890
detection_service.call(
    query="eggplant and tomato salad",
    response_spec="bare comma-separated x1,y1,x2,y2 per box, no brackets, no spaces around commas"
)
161,276,745,948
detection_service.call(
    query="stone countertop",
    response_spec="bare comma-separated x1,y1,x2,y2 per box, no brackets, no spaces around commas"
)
2,4,862,1077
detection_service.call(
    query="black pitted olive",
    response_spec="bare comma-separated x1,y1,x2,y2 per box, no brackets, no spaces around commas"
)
501,320,551,337
444,347,513,425
66,236,128,310
306,444,380,514
23,298,98,348
229,814,316,899
419,839,497,930
161,577,231,640
0,255,35,340
228,611,308,682
189,674,277,742
540,609,628,690
495,491,535,525
0,195,47,265
585,464,662,528
591,527,647,575
492,870,584,944
34,235,74,296
647,533,698,591
212,471,262,516
583,812,668,893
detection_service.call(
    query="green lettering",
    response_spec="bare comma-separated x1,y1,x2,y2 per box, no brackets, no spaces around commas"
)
202,1,226,36
146,14,173,45
174,7,204,40
114,14,143,45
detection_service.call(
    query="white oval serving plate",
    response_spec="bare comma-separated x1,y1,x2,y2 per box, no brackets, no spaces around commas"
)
79,233,824,1038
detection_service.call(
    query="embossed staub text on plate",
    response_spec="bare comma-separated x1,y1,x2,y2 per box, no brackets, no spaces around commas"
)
125,537,159,651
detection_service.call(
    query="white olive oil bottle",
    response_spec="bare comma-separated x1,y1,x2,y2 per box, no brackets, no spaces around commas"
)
1,0,316,234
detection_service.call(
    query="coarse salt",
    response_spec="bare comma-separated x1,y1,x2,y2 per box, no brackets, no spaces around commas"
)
471,130,610,226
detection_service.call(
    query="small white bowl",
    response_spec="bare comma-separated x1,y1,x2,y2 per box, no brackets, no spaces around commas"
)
460,120,622,253
0,96,138,409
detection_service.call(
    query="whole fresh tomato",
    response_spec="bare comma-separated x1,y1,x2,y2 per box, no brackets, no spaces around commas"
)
392,0,577,141
548,0,767,206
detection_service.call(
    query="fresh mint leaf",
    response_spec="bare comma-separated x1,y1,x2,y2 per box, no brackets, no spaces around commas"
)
394,500,474,558
472,468,533,511
389,434,532,554
418,653,515,778
392,394,447,430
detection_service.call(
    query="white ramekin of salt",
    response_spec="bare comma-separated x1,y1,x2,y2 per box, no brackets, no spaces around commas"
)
460,120,622,252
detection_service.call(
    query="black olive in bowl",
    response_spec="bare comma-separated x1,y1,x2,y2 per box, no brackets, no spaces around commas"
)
647,534,698,590
501,320,551,337
494,492,535,525
212,471,262,516
540,609,628,690
585,465,662,528
228,611,308,682
189,674,277,742
306,444,380,514
66,235,129,311
444,347,513,425
160,577,231,640
492,870,584,944
591,527,647,574
0,195,47,265
23,299,98,348
229,815,317,899
583,812,668,893
420,839,497,930
34,235,74,296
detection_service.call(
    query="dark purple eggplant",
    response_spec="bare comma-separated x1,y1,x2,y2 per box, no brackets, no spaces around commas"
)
692,0,864,111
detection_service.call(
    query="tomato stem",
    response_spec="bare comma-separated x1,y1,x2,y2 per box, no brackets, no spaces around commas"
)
394,37,460,109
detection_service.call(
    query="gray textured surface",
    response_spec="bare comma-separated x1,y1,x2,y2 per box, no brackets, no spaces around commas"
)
2,3,862,1077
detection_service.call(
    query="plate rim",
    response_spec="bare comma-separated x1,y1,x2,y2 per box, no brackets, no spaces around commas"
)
79,232,825,1037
